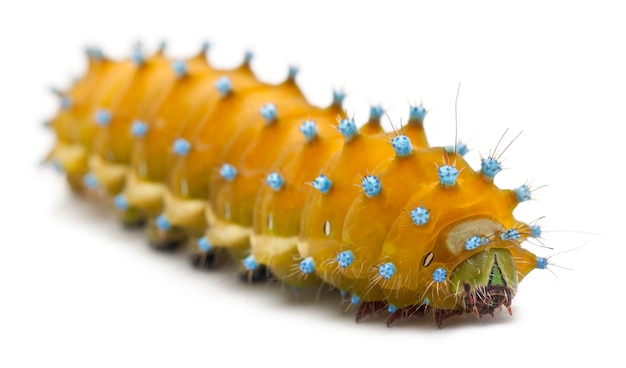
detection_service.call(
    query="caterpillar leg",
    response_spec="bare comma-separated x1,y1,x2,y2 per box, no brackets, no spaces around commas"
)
355,301,388,322
188,246,229,270
239,263,273,283
116,173,183,248
149,193,207,250
119,212,146,229
433,310,464,328
87,156,127,195
385,304,429,327
146,219,188,251
250,235,321,288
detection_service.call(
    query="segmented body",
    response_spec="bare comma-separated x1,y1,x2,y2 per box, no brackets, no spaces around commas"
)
47,44,547,326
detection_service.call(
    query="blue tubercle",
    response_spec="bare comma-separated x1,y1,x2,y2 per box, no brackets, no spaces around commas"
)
155,214,170,231
299,257,315,275
266,172,284,191
388,304,397,314
536,257,548,269
337,118,358,141
83,173,98,189
131,46,144,65
432,267,447,282
172,138,191,157
288,65,299,80
51,160,64,173
171,60,188,77
378,262,396,279
423,298,430,305
391,135,413,157
457,142,469,156
215,76,232,96
243,50,253,64
259,103,277,123
481,156,502,180
113,194,128,210
299,120,318,142
312,174,332,194
242,255,258,271
86,47,104,60
361,175,382,197
501,228,520,241
410,206,430,226
350,294,360,305
444,142,469,156
438,165,459,187
332,89,346,106
409,105,427,121
336,250,354,268
530,224,542,238
514,184,531,202
94,109,112,126
369,105,384,119
465,235,489,251
60,96,72,110
130,120,149,138
197,237,212,253
201,41,211,54
220,164,237,181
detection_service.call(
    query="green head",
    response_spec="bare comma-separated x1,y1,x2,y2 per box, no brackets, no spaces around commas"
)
450,248,519,316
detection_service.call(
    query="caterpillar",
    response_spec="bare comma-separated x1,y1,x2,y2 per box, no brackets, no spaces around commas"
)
45,42,548,328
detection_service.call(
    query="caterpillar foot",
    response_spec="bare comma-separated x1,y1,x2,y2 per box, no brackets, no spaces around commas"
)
433,309,464,328
239,265,272,283
147,219,188,252
385,305,428,327
119,211,146,229
188,246,230,269
189,252,219,269
121,217,146,229
355,301,388,322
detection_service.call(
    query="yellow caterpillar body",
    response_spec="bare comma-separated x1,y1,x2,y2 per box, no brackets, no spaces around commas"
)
47,44,546,327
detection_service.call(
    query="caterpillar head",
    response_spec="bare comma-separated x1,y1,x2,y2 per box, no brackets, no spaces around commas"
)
374,164,541,313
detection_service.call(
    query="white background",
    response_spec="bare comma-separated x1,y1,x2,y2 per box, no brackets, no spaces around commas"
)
1,0,623,366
